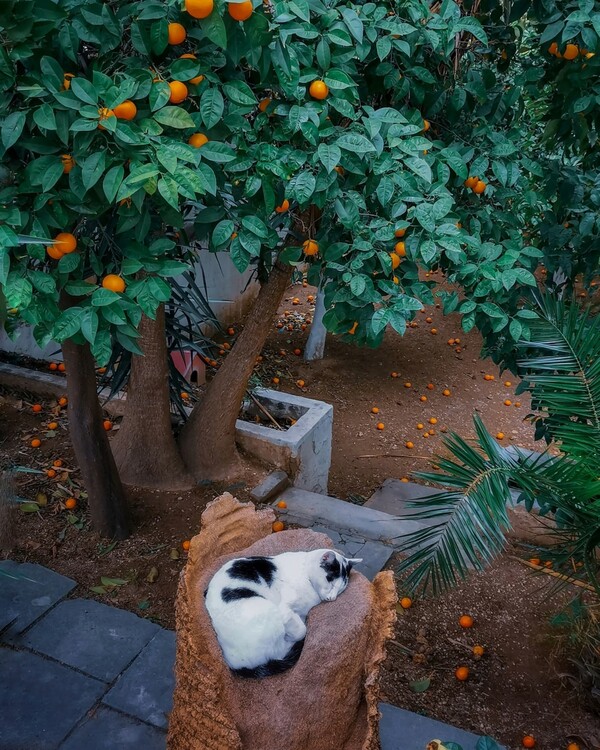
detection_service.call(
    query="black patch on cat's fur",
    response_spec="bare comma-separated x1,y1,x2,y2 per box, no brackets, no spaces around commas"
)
228,557,276,587
321,553,344,583
221,587,263,603
231,638,305,679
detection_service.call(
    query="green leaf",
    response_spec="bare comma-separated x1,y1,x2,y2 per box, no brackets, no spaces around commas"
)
82,151,106,191
272,41,300,98
213,219,235,246
202,11,227,49
80,308,99,344
336,132,376,154
91,288,120,306
53,307,83,341
57,252,81,274
33,104,57,131
404,156,432,183
153,106,194,129
451,17,488,45
103,165,125,203
158,175,179,208
288,171,316,204
409,677,430,693
324,69,356,90
317,143,341,173
242,216,268,238
70,78,98,105
200,88,224,129
223,81,256,106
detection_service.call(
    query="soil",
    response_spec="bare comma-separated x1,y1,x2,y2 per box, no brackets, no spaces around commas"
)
1,277,598,749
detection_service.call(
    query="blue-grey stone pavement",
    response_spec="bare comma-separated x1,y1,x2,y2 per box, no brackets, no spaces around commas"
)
0,560,496,750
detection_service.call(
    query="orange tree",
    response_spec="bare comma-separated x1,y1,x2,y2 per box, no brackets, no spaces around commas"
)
0,0,559,535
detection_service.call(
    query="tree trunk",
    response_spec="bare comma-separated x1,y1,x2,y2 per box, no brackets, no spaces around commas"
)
62,339,130,539
179,260,293,482
111,305,194,490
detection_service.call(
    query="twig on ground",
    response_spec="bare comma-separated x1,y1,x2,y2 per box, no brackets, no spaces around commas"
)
512,556,596,593
248,392,283,430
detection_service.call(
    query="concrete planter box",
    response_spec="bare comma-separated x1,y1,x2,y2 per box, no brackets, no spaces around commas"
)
236,388,333,494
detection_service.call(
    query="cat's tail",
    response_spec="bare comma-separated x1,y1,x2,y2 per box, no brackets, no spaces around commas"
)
231,638,305,679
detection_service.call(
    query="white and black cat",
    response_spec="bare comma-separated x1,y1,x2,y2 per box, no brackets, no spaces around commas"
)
205,549,361,678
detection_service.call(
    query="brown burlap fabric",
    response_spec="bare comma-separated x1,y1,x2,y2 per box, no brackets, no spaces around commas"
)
167,493,397,750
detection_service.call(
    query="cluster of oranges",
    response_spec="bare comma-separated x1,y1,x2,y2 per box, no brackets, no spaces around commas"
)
548,41,594,60
45,233,127,294
464,175,487,194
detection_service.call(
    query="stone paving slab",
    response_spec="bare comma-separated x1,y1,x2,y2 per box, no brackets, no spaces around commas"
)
59,706,166,750
273,487,428,544
0,560,75,639
379,703,500,750
250,469,290,503
365,479,443,518
103,629,176,729
0,647,106,749
18,598,159,682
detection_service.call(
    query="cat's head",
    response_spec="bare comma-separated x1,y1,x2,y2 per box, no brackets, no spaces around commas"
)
311,549,362,602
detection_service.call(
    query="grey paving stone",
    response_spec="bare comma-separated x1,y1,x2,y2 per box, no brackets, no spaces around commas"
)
365,479,443,520
0,560,75,639
250,470,290,502
103,629,175,729
59,706,166,750
354,540,393,581
311,524,343,545
379,702,503,750
0,362,67,397
273,487,428,544
0,647,105,749
18,598,159,682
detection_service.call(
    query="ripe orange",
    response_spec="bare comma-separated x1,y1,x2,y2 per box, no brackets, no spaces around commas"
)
496,432,505,440
405,441,414,449
58,397,68,407
65,497,77,510
504,399,512,406
258,98,272,112
400,597,412,609
309,80,329,100
426,383,434,390
371,407,380,414
303,239,319,256
277,500,287,508
53,459,63,467
296,379,305,388
52,232,77,254
31,438,41,448
420,395,427,402
48,422,58,430
185,0,214,18
49,363,58,371
504,380,512,387
61,154,75,174
293,348,302,356
567,743,580,750
167,22,187,45
563,43,579,60
431,328,438,335
455,666,469,681
464,176,477,189
473,180,487,194
459,614,474,628
188,133,209,148
425,317,432,323
394,241,406,257
484,374,494,381
102,275,126,293
62,72,74,90
473,645,485,657
395,227,406,238
389,372,398,378
181,391,189,399
46,469,56,478
97,107,115,129
548,42,559,56
417,423,424,430
168,80,188,104
401,476,409,482
422,119,430,131
390,253,401,269
403,381,411,387
103,420,113,431
522,736,536,749
334,165,345,176
376,422,385,430
228,0,253,19
32,404,42,413
529,558,541,566
448,338,455,346
428,417,437,425
113,100,137,120
272,520,285,532
276,199,290,213
58,363,65,372
182,539,191,550
442,389,451,396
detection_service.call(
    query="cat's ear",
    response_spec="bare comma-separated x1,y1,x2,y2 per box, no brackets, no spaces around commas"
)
321,551,335,563
346,558,362,570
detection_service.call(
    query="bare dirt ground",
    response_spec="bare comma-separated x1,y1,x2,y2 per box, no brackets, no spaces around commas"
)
2,277,598,750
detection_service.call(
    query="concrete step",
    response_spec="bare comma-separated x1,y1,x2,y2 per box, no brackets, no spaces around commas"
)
364,479,444,520
273,486,429,546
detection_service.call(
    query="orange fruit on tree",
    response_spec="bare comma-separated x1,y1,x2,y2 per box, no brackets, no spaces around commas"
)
348,321,357,334
275,199,290,213
548,42,558,55
182,539,191,550
258,98,272,112
103,420,113,431
277,500,287,508
309,80,329,100
303,239,319,256
473,645,485,657
185,0,214,18
31,438,41,448
394,241,406,257
455,666,469,681
32,404,42,413
188,133,209,148
473,180,487,194
390,253,400,269
334,165,345,175
168,80,188,104
97,107,115,129
51,232,77,254
58,397,68,406
102,275,126,293
228,0,253,20
563,43,579,60
61,154,75,174
167,22,187,45
48,422,58,430
113,100,137,120
272,520,285,532
464,176,477,189
422,119,430,131
459,614,474,628
522,736,536,749
62,72,74,90
394,227,406,238
400,597,412,609
65,497,77,510
376,422,385,430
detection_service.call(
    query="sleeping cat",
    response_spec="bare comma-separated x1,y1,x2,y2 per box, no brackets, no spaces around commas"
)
205,549,361,678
